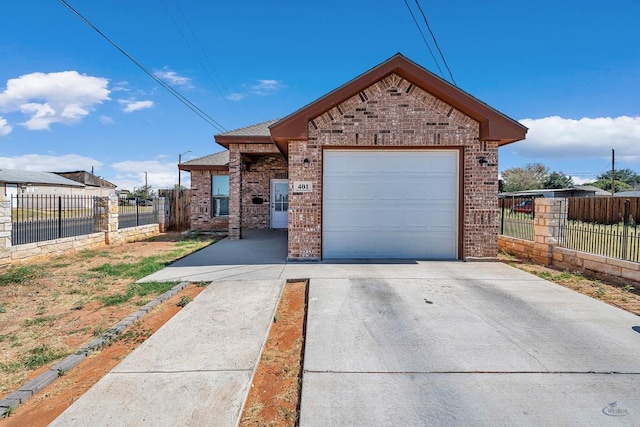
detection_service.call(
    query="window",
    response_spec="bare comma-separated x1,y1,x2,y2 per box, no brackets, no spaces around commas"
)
212,175,229,217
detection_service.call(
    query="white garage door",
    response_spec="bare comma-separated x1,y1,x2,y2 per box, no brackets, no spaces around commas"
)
323,150,458,259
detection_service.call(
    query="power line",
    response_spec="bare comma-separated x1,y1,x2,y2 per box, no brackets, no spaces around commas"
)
58,0,227,132
402,0,445,80
412,0,457,86
160,0,232,107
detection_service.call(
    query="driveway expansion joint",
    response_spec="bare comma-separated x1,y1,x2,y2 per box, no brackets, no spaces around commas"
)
303,370,640,375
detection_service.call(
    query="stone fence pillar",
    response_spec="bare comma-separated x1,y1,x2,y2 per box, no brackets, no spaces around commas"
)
157,197,168,232
532,198,567,265
0,199,11,267
98,196,122,245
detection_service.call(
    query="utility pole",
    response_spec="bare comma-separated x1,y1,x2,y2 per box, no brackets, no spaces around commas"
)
177,151,191,231
144,172,148,199
611,149,615,195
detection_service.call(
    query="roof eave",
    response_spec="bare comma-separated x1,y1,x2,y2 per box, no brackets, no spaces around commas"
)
214,135,274,148
269,54,528,153
179,164,229,172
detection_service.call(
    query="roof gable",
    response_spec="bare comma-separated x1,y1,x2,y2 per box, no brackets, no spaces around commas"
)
215,119,278,147
179,150,229,171
270,53,527,155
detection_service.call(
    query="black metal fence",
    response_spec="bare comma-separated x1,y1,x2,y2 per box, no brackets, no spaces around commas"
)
118,198,158,229
499,197,535,241
559,197,640,263
11,195,101,245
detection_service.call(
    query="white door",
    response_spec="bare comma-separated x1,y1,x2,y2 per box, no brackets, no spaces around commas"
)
323,150,458,259
270,179,289,229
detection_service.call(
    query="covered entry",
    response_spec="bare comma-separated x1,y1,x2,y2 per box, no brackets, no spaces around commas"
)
322,150,459,259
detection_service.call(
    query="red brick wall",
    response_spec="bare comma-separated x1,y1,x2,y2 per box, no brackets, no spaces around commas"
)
242,154,288,229
189,169,229,231
228,143,287,239
288,73,499,259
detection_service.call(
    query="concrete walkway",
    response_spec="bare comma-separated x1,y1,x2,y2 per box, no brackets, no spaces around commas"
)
52,232,640,425
51,280,284,426
138,229,288,283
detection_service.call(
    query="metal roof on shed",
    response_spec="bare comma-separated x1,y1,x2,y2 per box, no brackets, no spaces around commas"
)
0,170,84,187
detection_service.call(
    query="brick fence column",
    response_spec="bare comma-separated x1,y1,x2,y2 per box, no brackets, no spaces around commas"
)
228,146,242,240
532,198,567,264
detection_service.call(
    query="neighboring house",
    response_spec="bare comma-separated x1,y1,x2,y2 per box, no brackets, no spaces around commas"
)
183,54,527,260
501,185,611,199
0,169,85,201
614,191,640,197
54,170,117,197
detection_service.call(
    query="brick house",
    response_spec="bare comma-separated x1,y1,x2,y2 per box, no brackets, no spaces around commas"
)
180,54,527,261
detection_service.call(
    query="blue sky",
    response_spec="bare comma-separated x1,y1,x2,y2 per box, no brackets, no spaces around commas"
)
1,0,639,191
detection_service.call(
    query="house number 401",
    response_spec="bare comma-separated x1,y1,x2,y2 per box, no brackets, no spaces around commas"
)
293,181,312,192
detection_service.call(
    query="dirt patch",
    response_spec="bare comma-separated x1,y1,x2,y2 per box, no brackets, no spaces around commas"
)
500,253,640,315
0,232,216,412
1,285,204,426
240,280,307,427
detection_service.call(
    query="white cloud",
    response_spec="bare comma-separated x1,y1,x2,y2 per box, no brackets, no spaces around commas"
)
111,159,182,191
0,71,110,130
0,116,12,137
226,79,285,101
225,93,246,101
515,116,640,162
0,154,103,172
154,68,193,88
250,79,284,95
120,100,154,113
99,115,115,125
571,176,595,185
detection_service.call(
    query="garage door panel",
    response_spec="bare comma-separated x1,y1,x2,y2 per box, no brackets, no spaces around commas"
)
377,182,401,200
324,155,350,173
349,182,376,200
432,153,457,172
431,210,456,227
323,150,458,259
324,186,349,200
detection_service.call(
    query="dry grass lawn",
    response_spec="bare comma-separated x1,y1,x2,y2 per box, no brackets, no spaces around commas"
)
0,232,216,397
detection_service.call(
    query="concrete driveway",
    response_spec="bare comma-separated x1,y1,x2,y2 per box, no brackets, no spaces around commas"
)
299,263,640,426
51,232,640,425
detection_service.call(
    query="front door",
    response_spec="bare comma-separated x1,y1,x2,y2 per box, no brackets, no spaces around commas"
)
270,179,288,229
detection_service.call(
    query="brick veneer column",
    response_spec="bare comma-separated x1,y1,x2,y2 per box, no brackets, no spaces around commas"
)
228,146,242,240
532,198,567,264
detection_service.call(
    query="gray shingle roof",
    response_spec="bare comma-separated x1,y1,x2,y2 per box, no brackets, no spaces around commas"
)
0,170,85,187
217,119,279,137
180,150,229,166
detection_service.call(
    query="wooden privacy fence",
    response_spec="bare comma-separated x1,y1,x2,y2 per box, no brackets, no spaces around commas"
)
567,197,640,224
159,189,190,231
